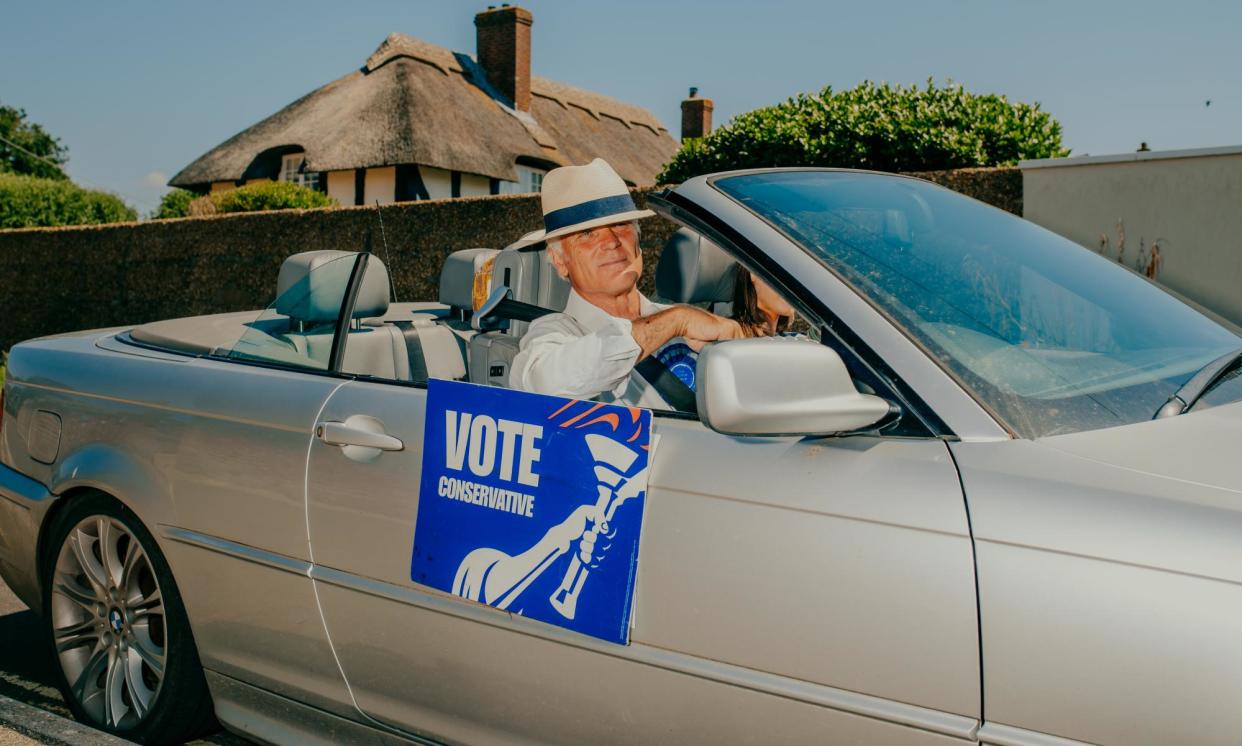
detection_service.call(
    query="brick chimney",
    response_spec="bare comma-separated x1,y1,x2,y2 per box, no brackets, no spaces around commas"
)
475,4,533,112
681,87,714,140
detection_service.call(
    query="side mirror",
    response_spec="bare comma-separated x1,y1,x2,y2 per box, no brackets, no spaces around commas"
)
696,339,895,436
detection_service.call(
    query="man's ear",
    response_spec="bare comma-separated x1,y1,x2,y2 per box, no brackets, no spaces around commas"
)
548,244,570,279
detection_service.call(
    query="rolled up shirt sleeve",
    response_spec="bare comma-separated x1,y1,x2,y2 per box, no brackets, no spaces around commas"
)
510,315,641,399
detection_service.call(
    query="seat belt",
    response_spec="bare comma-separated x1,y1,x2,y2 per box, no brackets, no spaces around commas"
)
392,321,430,384
477,291,698,412
634,356,698,414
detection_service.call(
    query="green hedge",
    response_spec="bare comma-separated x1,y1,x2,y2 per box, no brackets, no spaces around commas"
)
149,183,335,221
213,181,336,213
660,79,1069,182
151,188,197,219
0,173,137,228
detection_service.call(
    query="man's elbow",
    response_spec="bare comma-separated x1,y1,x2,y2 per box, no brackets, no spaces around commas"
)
514,358,601,399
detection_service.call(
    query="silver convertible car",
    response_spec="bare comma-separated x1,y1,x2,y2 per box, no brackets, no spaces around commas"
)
2,169,1241,746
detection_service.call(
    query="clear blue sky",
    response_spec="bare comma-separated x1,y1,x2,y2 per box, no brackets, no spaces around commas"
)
2,0,1238,215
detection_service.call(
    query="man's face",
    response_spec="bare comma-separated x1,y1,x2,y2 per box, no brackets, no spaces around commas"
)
550,222,641,296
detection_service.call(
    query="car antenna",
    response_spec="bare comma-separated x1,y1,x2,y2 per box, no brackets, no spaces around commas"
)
374,200,398,303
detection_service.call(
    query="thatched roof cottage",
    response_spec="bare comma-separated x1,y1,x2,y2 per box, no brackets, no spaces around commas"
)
169,5,685,205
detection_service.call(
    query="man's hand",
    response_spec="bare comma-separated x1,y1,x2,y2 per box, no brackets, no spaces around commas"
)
679,306,743,351
630,305,742,359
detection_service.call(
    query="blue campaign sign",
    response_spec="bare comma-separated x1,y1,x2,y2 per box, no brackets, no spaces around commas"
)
410,379,653,645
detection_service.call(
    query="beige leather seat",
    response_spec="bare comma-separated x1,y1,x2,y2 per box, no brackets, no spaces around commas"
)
410,248,500,383
274,251,412,380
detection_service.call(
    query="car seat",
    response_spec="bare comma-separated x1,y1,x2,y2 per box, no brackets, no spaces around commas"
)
467,239,572,387
425,248,500,382
272,250,411,380
656,228,738,309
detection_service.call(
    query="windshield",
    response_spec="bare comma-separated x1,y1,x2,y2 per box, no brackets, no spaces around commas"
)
714,170,1242,437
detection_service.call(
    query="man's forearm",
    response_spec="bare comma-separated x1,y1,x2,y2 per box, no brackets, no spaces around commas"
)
629,307,687,360
629,306,743,358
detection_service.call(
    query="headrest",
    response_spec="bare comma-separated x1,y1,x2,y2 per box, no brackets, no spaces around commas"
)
492,247,571,312
656,228,737,303
440,248,499,310
275,250,391,322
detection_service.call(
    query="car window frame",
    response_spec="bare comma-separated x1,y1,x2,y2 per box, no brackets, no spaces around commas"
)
327,252,372,372
650,187,950,439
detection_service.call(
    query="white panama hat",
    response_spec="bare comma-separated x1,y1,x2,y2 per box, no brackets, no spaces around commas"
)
526,158,655,244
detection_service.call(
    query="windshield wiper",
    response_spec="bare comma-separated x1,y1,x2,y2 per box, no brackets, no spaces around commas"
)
1153,347,1242,418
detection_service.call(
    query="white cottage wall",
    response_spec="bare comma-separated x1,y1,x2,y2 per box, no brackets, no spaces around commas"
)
364,167,396,205
327,171,355,206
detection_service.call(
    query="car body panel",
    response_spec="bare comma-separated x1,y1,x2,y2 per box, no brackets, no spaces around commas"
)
624,417,979,718
0,461,55,611
205,670,425,746
304,380,979,743
953,402,1242,745
0,331,355,716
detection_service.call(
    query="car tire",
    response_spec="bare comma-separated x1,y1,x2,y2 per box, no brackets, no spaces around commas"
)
41,491,217,744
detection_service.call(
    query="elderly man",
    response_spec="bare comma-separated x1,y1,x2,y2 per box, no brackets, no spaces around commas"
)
510,159,740,409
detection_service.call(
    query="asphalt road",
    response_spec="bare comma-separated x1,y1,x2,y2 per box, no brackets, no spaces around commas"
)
0,578,249,745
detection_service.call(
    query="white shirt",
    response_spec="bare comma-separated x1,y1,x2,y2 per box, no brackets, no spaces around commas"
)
509,289,673,409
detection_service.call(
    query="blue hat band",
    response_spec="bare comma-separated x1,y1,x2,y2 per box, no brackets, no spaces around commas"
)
543,193,638,234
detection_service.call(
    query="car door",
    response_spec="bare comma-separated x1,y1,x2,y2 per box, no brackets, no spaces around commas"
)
305,371,980,743
303,382,978,739
155,251,366,715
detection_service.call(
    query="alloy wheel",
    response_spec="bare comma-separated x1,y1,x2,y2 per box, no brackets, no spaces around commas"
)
50,515,166,729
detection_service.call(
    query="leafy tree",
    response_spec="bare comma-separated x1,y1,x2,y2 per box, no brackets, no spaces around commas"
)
211,181,336,213
150,188,198,219
0,173,136,228
660,79,1070,182
0,103,69,181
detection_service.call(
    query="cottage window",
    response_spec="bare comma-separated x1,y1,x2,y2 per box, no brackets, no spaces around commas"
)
517,165,545,193
280,153,320,191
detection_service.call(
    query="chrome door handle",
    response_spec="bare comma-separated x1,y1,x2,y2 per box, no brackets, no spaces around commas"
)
317,420,404,452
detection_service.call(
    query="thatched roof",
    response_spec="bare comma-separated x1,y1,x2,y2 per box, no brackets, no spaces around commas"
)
170,33,678,189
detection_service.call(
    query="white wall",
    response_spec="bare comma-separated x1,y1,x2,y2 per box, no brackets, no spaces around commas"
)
364,167,395,205
459,172,491,197
326,170,354,206
420,166,453,200
1022,146,1242,325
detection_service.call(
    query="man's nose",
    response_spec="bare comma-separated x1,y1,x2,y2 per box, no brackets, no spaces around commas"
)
603,226,628,251
595,231,621,254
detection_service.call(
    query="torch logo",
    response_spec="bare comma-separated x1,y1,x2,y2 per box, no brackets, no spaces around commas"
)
450,401,649,621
